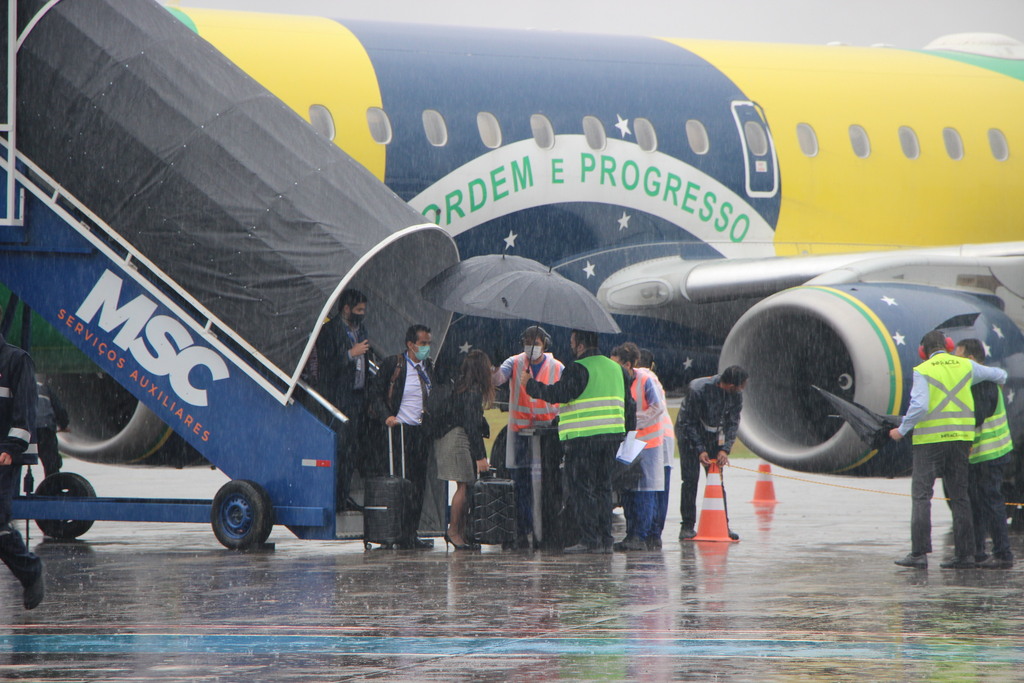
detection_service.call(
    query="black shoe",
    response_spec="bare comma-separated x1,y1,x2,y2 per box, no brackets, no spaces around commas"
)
939,556,976,569
444,533,474,551
678,527,696,541
894,553,927,568
613,535,648,552
728,529,740,541
647,536,662,550
978,555,1014,569
398,537,434,550
23,573,44,610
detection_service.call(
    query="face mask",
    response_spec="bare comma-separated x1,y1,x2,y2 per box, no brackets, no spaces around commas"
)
524,345,543,361
347,312,365,327
414,345,431,361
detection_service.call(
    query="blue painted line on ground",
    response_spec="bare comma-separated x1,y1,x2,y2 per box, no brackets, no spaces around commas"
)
1,635,1022,661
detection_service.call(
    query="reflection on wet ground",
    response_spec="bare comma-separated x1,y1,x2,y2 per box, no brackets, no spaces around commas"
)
2,461,1024,680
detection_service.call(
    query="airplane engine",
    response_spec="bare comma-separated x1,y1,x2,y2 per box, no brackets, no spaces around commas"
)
50,373,205,469
719,283,1024,476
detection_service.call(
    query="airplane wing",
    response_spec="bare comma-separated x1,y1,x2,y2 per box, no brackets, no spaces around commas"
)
598,241,1024,312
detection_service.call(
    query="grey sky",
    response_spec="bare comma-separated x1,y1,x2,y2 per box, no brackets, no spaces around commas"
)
165,0,1024,49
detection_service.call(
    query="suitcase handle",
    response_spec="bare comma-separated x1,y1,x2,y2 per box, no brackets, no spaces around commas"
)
387,424,406,478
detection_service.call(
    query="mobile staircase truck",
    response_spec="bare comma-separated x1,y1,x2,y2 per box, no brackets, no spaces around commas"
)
2,0,456,548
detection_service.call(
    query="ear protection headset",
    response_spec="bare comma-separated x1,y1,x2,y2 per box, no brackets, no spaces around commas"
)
918,336,955,361
522,325,552,349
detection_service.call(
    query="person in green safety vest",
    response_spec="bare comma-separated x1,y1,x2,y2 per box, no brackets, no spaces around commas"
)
520,329,636,553
890,330,1008,569
955,338,1014,569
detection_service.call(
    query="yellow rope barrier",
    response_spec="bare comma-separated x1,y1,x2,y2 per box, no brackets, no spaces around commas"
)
729,462,1024,508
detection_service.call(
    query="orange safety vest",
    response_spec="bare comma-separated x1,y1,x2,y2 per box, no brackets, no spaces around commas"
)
509,352,563,431
631,368,665,448
636,367,674,445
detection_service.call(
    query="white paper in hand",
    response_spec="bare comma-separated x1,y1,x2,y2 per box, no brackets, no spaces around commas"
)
615,431,647,464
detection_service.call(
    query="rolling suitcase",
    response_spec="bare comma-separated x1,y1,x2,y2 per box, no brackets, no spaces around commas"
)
467,469,516,545
363,426,412,549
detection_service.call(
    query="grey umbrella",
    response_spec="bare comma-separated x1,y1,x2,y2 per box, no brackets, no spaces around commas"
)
463,268,622,334
421,253,551,320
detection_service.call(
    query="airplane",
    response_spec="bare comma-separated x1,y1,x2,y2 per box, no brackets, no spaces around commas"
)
18,7,1024,502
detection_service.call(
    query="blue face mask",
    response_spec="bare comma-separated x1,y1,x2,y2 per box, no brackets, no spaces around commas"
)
414,345,431,362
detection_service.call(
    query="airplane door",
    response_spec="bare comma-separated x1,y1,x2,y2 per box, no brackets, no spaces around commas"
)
731,101,778,198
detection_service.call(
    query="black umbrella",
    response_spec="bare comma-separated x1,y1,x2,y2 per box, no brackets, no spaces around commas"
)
812,386,900,450
463,269,621,333
421,254,551,321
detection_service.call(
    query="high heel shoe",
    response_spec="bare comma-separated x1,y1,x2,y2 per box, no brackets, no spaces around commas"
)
444,532,475,551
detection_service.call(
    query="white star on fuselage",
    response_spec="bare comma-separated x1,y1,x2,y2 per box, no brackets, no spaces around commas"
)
993,324,1005,339
503,230,518,250
892,332,906,346
984,341,992,358
683,357,694,370
881,296,898,306
617,212,631,230
583,261,596,279
459,342,472,354
614,114,631,138
1007,389,1016,404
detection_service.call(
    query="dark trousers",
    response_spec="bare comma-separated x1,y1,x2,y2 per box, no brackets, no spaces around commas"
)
652,465,671,538
391,424,429,541
622,490,658,540
334,394,366,507
968,453,1012,560
679,449,730,530
38,428,62,479
911,440,974,558
562,436,616,549
0,466,42,587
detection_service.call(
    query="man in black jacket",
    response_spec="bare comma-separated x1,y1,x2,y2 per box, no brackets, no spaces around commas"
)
521,330,636,553
0,322,43,609
369,324,435,550
676,366,748,541
309,289,372,511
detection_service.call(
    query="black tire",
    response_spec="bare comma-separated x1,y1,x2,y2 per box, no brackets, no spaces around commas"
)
34,472,97,539
211,480,274,550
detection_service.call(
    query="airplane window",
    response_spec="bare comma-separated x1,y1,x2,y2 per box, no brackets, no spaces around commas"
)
308,104,336,141
988,128,1009,161
796,123,818,157
685,119,709,155
943,127,963,160
848,125,871,158
366,107,392,145
422,109,448,147
477,112,502,149
634,117,657,152
744,120,769,157
583,116,607,151
898,126,920,160
531,114,555,150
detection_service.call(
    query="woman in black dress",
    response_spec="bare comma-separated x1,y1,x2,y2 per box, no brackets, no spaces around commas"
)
434,350,494,549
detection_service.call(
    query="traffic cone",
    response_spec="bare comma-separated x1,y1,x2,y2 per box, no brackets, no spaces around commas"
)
691,463,738,543
748,462,778,505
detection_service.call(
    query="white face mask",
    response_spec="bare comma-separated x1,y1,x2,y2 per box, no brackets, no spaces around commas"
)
524,345,543,361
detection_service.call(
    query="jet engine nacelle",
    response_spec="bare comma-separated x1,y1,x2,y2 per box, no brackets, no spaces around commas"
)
720,283,1024,476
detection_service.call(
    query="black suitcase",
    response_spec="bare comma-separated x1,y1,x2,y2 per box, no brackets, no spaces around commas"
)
467,469,516,545
363,426,412,548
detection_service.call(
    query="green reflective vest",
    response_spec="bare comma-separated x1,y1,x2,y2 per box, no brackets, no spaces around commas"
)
970,387,1013,464
557,355,625,441
912,353,975,445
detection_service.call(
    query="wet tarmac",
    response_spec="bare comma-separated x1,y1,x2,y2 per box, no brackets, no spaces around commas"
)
3,459,1024,681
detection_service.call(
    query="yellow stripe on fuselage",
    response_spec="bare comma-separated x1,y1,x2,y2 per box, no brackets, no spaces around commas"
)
174,8,385,180
664,39,1024,256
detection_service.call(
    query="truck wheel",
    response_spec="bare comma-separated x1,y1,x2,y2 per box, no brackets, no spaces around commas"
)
34,472,97,539
211,480,273,550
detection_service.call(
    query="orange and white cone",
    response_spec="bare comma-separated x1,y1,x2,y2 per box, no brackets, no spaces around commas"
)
692,463,738,543
748,462,778,505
